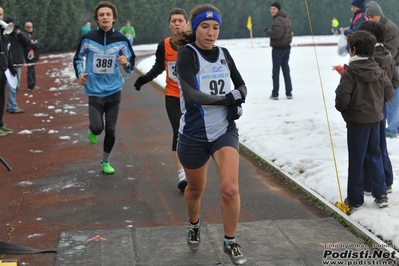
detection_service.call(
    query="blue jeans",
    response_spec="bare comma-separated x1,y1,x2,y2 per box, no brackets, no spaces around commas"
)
271,48,293,97
6,66,21,111
386,67,399,136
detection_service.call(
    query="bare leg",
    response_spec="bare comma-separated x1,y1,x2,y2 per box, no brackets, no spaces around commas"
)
173,151,184,172
184,161,209,222
213,146,240,237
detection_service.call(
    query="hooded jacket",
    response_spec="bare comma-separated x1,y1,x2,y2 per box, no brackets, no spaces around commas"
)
379,16,399,65
266,9,292,49
374,45,399,88
335,58,393,128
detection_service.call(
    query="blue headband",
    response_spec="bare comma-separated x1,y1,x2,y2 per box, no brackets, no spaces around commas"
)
191,10,222,32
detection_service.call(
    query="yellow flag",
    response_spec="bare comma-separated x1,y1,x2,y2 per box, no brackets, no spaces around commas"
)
247,16,252,30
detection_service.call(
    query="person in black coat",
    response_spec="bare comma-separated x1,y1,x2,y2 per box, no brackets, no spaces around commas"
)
5,17,30,113
0,7,17,135
20,21,41,91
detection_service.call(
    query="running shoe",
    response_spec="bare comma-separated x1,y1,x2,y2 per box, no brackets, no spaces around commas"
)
177,171,188,192
223,240,247,265
88,130,98,144
101,161,115,175
0,126,14,133
374,194,388,208
387,186,392,194
187,223,200,251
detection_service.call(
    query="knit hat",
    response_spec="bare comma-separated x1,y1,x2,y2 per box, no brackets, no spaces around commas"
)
366,1,383,16
270,2,281,10
351,0,365,9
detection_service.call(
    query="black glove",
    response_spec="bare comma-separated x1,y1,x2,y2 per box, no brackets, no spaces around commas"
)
134,75,152,91
227,104,243,121
225,89,245,106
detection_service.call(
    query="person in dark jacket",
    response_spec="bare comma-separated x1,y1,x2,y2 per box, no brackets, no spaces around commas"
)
358,21,399,197
20,21,41,91
265,2,293,100
335,30,393,212
0,7,17,136
365,1,399,139
343,0,368,36
5,17,30,113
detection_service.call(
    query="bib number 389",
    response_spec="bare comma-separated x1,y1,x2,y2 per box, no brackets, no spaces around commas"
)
93,54,115,74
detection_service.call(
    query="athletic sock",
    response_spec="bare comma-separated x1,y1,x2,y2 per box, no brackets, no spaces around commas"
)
102,152,111,163
224,235,235,246
189,218,200,227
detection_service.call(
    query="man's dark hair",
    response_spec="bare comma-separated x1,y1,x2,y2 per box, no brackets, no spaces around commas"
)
358,21,385,43
347,30,376,57
168,8,188,23
93,1,118,25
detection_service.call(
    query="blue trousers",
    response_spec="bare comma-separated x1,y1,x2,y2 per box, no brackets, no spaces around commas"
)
386,87,399,137
364,106,393,192
347,125,386,205
271,48,293,97
6,66,21,111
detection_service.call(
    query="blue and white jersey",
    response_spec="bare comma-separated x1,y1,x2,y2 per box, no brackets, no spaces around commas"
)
73,27,135,97
179,44,232,142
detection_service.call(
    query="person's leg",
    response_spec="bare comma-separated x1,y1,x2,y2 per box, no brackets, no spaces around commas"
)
165,96,184,170
271,48,283,98
365,125,387,198
165,96,187,191
103,93,121,155
184,164,208,223
380,107,393,188
88,98,105,136
213,146,240,237
27,65,35,90
211,127,246,264
347,127,368,205
16,66,22,91
0,73,5,127
281,49,293,97
6,79,17,112
385,87,399,137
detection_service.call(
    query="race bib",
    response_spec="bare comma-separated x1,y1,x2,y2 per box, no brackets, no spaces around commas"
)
93,54,115,74
199,71,231,95
167,62,178,83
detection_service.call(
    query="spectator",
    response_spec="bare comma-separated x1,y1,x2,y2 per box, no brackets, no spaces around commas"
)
5,16,30,113
365,1,399,139
81,22,91,36
120,20,135,45
265,2,293,100
331,17,339,35
358,20,399,196
20,22,41,91
342,0,368,36
335,30,393,212
0,7,16,136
